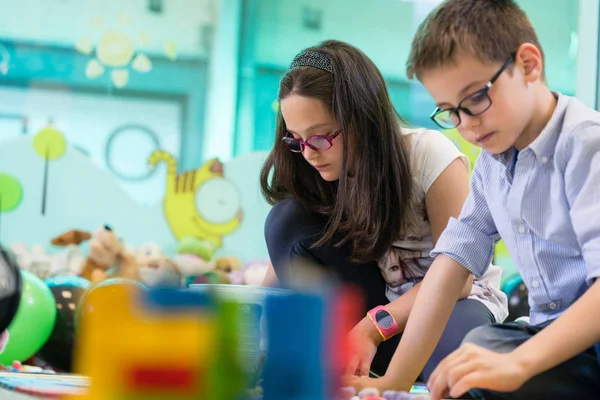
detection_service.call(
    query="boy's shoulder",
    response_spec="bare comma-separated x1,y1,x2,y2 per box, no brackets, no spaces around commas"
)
552,94,600,165
475,93,600,171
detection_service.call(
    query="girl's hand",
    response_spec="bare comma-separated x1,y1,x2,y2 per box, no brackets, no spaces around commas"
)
345,316,382,376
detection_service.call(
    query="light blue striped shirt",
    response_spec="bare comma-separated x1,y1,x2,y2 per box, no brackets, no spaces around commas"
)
432,92,600,325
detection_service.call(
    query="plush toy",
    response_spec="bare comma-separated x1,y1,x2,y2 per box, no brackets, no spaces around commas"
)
80,225,140,284
242,260,270,286
215,256,241,274
51,230,91,246
228,259,270,286
135,242,182,288
10,240,85,279
10,243,51,279
49,229,91,276
173,236,226,286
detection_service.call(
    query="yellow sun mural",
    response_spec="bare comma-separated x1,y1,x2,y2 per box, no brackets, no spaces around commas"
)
74,12,177,88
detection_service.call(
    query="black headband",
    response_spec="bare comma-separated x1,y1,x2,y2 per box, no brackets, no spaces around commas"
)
289,50,333,74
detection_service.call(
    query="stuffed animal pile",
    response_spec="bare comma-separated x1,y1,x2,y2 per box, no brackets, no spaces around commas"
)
10,225,270,288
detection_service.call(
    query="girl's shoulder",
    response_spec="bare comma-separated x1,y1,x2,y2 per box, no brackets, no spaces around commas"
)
401,127,469,193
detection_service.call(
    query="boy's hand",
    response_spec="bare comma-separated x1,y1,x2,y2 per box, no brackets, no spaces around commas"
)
345,316,383,377
427,343,531,399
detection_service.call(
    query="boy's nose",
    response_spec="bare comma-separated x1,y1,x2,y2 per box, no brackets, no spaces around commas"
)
458,110,482,130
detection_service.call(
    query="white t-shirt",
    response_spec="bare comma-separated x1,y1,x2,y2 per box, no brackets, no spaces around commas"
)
377,128,508,323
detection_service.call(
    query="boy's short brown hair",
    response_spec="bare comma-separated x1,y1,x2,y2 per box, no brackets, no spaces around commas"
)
406,0,545,80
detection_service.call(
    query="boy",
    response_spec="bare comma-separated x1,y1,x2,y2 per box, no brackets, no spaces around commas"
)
346,0,600,399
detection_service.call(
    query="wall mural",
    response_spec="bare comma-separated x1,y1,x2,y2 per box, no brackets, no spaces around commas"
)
75,12,177,88
147,151,243,250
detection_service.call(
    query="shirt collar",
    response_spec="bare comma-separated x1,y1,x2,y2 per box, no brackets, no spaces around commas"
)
491,91,568,166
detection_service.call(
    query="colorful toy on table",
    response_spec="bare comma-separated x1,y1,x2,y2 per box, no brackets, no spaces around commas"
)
261,285,363,400
67,282,249,400
60,269,433,400
333,387,430,400
0,360,55,374
80,225,140,284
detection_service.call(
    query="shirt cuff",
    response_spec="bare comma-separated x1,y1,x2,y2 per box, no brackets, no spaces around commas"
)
431,217,495,278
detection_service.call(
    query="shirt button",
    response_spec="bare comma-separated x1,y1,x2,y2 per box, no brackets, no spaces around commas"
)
549,302,557,310
517,225,526,233
532,280,540,288
540,156,548,164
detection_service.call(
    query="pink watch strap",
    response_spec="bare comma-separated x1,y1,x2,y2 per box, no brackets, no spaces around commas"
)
367,305,399,341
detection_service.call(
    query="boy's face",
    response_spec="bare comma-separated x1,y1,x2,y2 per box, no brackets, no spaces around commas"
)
420,52,535,155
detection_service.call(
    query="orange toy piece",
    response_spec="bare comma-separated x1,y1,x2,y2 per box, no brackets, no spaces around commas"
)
80,225,140,285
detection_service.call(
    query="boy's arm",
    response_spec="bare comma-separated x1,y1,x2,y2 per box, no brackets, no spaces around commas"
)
515,128,600,375
511,279,600,377
374,157,475,330
384,255,472,389
381,161,500,390
428,127,600,398
520,126,600,370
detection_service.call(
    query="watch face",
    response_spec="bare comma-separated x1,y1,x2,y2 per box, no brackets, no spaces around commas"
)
0,247,22,332
375,310,393,329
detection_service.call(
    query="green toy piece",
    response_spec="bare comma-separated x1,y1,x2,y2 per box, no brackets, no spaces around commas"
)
208,299,247,400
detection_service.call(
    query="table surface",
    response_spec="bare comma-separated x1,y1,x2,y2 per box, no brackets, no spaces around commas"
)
0,388,38,399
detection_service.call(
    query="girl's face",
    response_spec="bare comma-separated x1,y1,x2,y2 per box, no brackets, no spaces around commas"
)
280,94,344,182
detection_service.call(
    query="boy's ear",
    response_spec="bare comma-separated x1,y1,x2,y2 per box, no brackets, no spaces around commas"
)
516,43,544,84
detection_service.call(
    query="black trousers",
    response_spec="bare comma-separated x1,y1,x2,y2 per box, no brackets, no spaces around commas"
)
265,199,494,380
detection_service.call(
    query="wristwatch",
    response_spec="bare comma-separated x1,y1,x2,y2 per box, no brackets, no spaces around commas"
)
367,305,399,341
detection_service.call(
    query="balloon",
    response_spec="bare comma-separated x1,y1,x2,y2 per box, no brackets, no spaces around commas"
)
37,276,91,371
0,270,56,363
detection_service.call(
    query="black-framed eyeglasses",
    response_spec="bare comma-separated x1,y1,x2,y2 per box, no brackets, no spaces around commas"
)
282,129,341,153
430,53,516,129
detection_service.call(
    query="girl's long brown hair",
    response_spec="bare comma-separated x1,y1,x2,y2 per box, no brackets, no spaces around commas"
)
260,40,413,263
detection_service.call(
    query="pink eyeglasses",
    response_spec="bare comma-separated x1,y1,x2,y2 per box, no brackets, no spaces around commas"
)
282,129,341,153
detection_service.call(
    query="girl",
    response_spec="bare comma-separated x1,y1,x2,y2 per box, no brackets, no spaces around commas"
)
259,40,507,382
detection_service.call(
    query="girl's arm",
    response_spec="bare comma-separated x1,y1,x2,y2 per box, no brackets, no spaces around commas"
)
356,158,473,336
386,157,473,323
